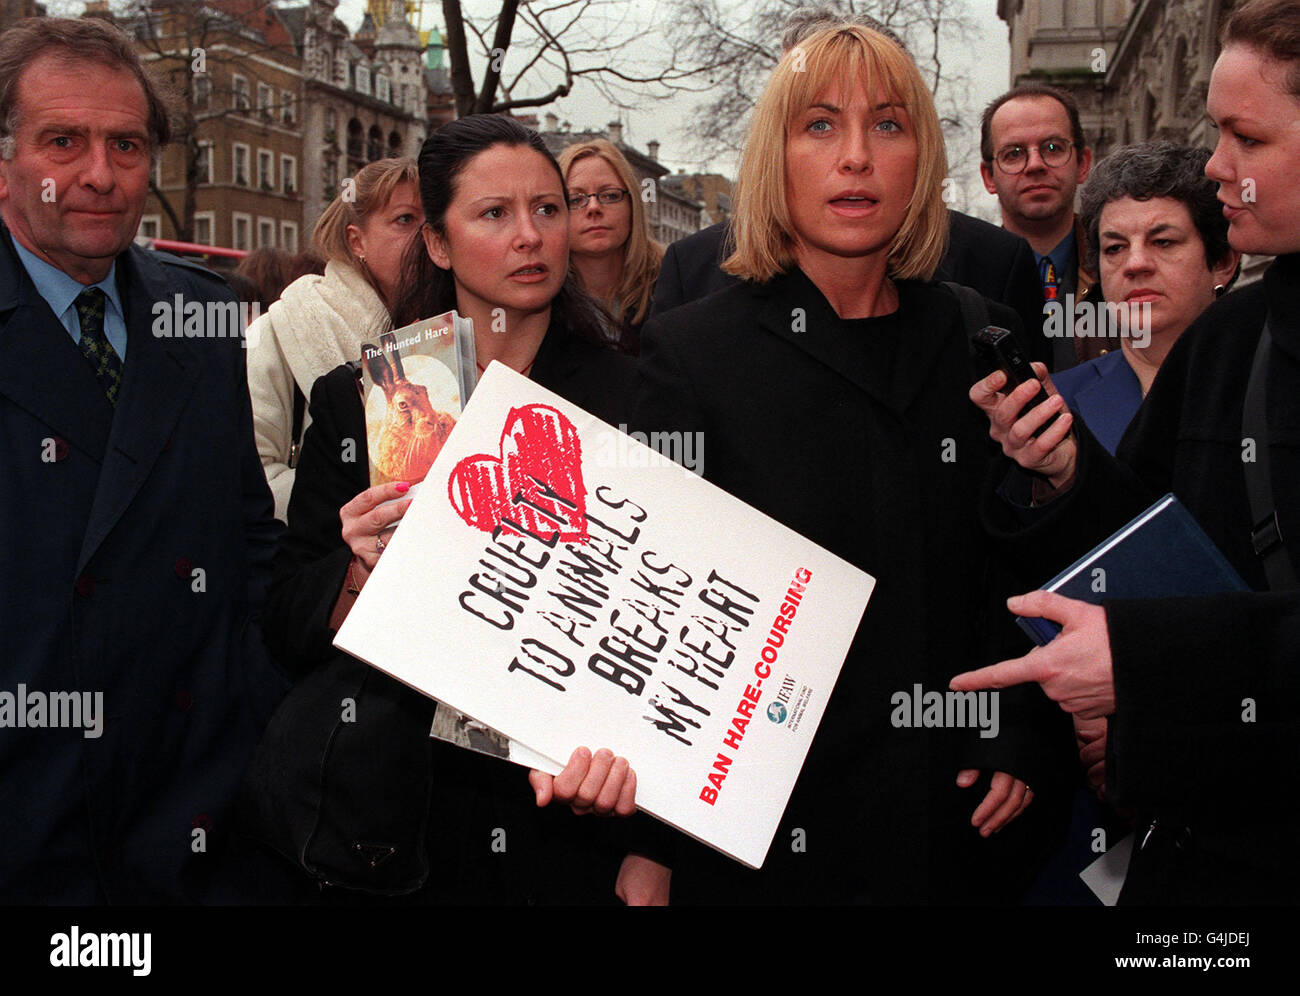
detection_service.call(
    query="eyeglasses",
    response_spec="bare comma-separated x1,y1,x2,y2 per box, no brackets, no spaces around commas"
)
992,139,1075,174
567,188,629,210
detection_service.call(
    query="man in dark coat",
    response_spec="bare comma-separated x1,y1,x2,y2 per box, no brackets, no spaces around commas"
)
0,17,288,902
650,211,1054,369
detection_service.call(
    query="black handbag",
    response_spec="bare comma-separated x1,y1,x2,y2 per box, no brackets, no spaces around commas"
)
238,650,439,895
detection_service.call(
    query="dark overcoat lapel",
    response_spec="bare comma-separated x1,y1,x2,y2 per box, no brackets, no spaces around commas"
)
77,249,203,572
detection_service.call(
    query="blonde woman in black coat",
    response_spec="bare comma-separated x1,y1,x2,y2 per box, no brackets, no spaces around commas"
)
635,24,1069,904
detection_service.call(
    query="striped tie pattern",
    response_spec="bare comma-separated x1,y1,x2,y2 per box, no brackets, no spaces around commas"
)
74,287,123,406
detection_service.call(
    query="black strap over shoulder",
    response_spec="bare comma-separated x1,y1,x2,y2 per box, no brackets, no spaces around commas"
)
943,281,992,357
1242,320,1298,590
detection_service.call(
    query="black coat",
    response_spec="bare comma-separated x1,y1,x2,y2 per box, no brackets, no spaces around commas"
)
650,212,1052,368
0,225,288,902
983,254,1300,904
635,268,1073,903
262,323,638,903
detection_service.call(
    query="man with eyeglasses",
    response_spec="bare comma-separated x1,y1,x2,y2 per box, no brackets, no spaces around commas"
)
980,84,1122,368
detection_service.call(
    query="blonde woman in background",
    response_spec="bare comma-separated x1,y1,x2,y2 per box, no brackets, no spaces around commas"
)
246,157,423,520
558,139,664,352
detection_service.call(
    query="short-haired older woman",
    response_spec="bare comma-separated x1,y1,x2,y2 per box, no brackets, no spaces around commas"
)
557,139,664,352
1052,143,1239,455
963,0,1300,904
246,157,422,520
636,24,1067,904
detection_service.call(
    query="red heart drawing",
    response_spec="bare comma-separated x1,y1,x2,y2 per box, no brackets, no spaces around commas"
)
447,404,588,542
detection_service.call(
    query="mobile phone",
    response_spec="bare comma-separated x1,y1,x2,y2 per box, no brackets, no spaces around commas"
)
972,325,1059,436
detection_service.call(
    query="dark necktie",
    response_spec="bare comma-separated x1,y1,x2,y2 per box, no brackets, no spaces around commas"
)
74,287,123,406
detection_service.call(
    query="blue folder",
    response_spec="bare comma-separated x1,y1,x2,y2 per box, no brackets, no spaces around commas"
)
1017,493,1251,645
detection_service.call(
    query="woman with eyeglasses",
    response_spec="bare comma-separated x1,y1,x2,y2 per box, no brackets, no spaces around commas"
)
558,139,664,353
963,0,1300,904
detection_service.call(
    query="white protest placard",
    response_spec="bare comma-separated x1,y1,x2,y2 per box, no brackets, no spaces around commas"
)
334,362,874,868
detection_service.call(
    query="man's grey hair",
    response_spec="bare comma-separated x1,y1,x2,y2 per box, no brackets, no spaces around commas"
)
0,110,16,160
0,17,173,161
781,5,908,54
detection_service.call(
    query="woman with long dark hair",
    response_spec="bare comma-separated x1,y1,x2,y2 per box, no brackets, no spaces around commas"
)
259,115,638,903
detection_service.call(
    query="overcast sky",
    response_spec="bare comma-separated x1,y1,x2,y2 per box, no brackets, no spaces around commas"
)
330,0,1011,216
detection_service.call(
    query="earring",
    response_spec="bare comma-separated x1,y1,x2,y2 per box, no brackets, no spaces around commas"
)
1214,283,1226,297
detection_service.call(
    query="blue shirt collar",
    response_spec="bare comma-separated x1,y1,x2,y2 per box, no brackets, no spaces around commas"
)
11,238,124,323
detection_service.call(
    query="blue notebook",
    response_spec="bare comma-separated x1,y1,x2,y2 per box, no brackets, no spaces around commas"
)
1017,493,1250,645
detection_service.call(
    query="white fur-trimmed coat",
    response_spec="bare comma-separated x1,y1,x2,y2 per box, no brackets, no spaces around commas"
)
245,260,390,520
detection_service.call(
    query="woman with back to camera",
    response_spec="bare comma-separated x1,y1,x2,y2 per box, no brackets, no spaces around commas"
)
1053,143,1239,457
634,23,1070,904
246,157,423,521
261,115,641,904
557,139,664,353
959,0,1300,904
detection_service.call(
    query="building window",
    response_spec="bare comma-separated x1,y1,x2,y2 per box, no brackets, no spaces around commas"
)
138,215,161,240
376,74,390,103
257,217,275,249
281,155,297,194
281,89,296,126
197,141,214,185
280,221,299,253
231,74,250,112
356,64,370,95
257,148,274,190
193,212,214,247
193,74,210,109
232,213,251,252
257,82,273,121
233,143,250,186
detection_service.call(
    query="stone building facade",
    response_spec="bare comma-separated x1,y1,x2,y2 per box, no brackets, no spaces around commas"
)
132,0,306,252
998,1,1260,276
998,0,1236,158
291,0,427,237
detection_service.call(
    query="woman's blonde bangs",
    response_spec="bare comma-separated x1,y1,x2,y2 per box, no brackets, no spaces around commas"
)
725,25,949,283
559,139,665,325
